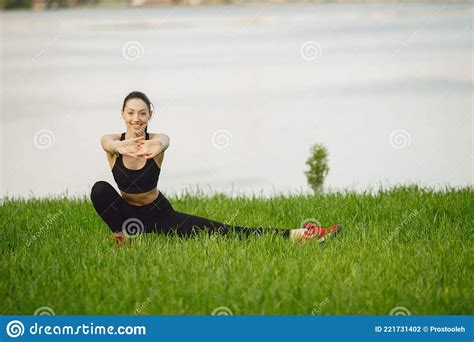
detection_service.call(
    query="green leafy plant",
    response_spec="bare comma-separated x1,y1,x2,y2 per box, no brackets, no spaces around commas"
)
304,143,329,193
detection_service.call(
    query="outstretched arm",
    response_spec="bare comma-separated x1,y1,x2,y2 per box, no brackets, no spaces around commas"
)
101,134,145,158
101,134,121,155
138,133,170,159
151,133,170,153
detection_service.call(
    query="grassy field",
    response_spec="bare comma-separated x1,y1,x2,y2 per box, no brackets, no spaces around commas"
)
0,186,472,315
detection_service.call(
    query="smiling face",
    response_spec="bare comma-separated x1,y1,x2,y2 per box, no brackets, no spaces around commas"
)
121,98,151,135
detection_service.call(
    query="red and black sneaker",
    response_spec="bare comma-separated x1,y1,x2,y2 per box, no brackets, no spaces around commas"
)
107,233,131,248
300,222,342,242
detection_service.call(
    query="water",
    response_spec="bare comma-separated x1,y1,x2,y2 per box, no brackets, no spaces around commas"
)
1,2,472,199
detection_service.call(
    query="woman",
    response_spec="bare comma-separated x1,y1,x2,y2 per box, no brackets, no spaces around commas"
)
90,91,341,246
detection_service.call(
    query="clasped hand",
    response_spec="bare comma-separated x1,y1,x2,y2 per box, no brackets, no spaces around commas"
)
116,136,163,160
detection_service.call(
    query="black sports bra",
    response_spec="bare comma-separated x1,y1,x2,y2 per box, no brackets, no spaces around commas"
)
111,132,161,194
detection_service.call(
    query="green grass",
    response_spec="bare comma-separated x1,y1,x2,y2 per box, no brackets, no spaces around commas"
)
1,185,472,315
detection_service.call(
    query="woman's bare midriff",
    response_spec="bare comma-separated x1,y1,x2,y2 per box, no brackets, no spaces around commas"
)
120,188,160,206
107,150,163,207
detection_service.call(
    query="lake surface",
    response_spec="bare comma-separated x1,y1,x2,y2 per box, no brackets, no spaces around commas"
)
1,2,472,199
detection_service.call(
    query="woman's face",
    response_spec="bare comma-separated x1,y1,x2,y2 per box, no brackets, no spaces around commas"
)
122,98,151,134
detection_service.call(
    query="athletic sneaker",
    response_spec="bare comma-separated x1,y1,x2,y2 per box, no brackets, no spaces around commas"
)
300,222,342,242
108,233,131,247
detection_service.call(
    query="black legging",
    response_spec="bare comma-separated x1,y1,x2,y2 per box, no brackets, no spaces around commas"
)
90,181,291,239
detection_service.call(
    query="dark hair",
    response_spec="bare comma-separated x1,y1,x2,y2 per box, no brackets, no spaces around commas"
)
121,91,154,133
